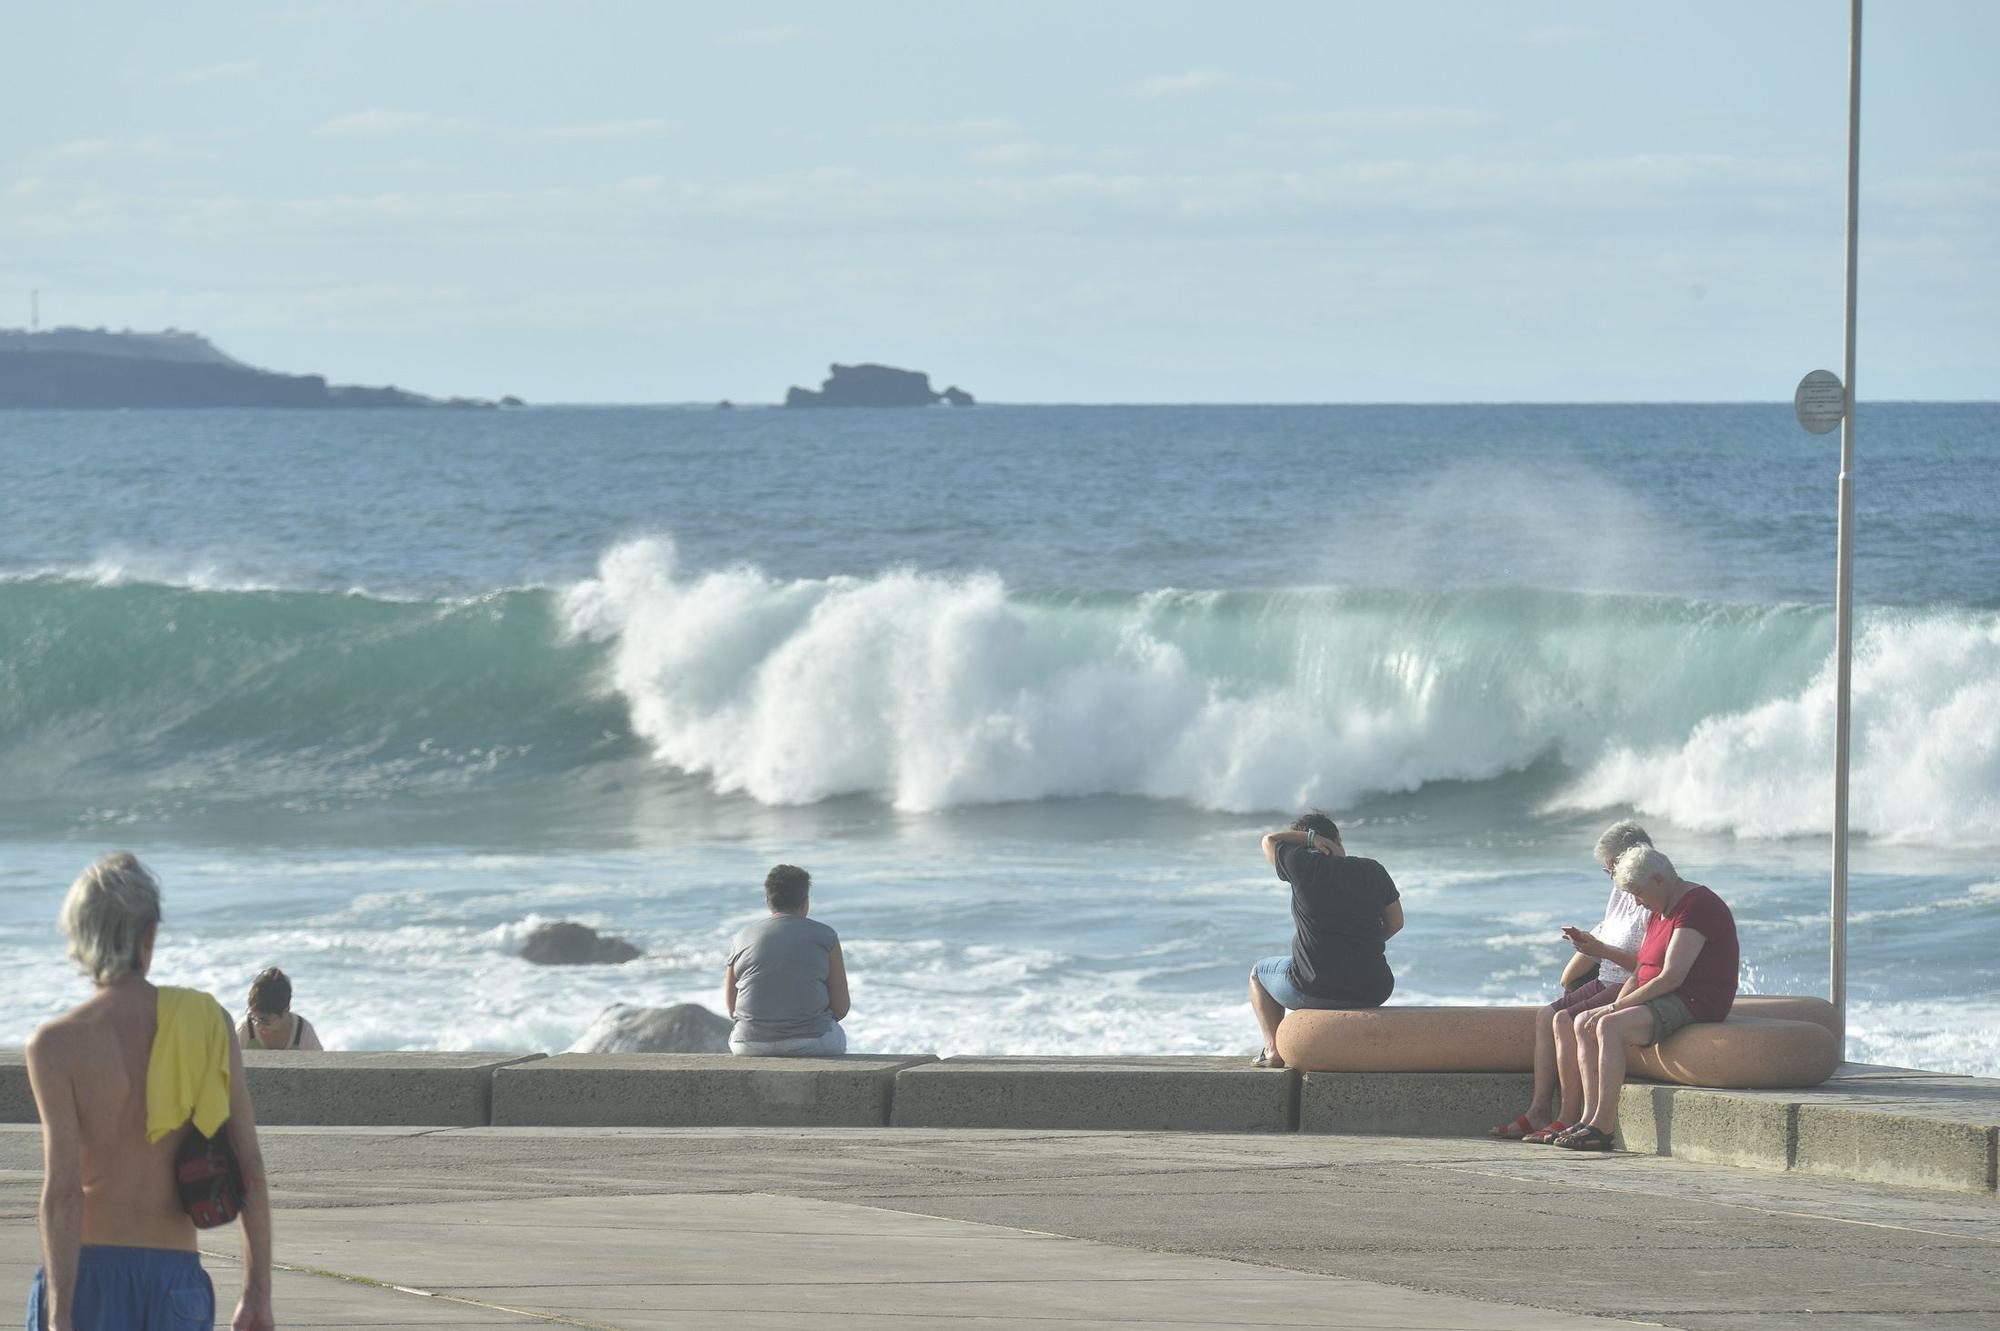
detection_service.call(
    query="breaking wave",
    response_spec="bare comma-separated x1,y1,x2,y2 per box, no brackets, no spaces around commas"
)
5,537,1997,843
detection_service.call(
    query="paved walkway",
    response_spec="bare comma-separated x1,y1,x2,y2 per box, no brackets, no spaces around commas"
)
2,1126,1995,1329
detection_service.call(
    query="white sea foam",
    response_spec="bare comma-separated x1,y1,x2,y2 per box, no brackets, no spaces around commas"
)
558,538,1588,815
1553,614,2000,844
560,538,2000,845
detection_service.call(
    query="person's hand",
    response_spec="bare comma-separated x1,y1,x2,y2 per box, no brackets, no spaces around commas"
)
1561,926,1603,958
234,1290,275,1331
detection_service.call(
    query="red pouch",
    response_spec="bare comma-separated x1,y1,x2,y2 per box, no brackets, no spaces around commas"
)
174,1123,245,1228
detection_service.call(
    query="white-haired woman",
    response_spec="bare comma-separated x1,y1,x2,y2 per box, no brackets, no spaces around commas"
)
1490,819,1655,1142
1553,845,1741,1151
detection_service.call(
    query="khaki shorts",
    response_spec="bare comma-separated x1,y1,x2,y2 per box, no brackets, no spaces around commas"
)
1642,992,1698,1046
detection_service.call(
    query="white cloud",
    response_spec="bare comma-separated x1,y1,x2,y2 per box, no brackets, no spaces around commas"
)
966,142,1057,169
35,133,229,165
1262,108,1499,136
316,110,484,138
164,57,263,87
716,24,810,48
521,119,675,145
314,111,673,145
1132,69,1288,99
873,118,1021,142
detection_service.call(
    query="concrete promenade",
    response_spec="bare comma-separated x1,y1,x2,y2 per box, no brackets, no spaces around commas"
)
3,1123,1997,1330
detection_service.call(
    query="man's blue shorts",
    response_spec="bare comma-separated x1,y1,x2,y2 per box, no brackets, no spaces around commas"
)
26,1246,213,1331
1252,954,1356,1011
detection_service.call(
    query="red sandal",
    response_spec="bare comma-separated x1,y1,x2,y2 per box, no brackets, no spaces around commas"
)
1522,1120,1570,1144
1487,1114,1536,1140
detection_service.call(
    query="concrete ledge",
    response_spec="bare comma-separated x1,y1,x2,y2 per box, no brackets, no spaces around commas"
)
1616,1084,1797,1171
2,1050,548,1127
0,1052,31,1124
1298,1071,1534,1137
1789,1073,2000,1194
492,1054,937,1127
1795,1104,1996,1194
246,1052,546,1126
890,1057,1297,1132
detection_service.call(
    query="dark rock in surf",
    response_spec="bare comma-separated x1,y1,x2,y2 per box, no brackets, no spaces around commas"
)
572,1002,732,1053
519,920,643,966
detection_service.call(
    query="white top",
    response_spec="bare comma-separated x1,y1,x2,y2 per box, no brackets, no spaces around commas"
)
1593,884,1652,986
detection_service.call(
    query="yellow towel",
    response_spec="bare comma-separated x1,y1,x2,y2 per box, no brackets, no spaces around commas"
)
146,986,232,1144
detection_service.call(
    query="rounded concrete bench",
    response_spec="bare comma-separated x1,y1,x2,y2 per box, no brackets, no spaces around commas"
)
1276,994,1840,1088
1276,1006,1536,1073
1629,1014,1840,1088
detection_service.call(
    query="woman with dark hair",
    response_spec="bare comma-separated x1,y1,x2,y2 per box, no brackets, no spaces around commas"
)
1249,812,1404,1068
236,967,324,1051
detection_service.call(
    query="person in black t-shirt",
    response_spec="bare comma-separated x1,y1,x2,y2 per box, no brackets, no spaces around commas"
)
1250,812,1404,1068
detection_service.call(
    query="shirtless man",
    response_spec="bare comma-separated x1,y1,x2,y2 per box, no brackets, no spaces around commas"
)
24,853,275,1331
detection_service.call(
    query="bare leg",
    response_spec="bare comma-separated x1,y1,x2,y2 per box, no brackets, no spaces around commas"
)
1553,1009,1585,1124
1584,1007,1657,1135
1526,1004,1559,1124
1574,1011,1603,1127
1249,971,1287,1066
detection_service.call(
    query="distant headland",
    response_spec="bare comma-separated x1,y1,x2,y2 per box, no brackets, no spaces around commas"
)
0,327,515,409
785,362,974,408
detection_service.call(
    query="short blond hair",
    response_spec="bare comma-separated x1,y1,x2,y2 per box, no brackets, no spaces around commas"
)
1612,845,1677,894
59,852,162,984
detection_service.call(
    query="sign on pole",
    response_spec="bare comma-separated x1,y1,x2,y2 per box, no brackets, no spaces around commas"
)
1795,369,1845,435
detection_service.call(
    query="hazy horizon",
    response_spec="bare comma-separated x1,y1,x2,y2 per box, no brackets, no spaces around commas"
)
5,2,1996,404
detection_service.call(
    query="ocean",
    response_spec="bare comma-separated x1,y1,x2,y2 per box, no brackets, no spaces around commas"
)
2,403,1995,1072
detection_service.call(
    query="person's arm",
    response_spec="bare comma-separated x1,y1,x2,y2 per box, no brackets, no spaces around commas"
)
826,944,851,1021
25,1029,83,1331
1261,829,1319,867
1612,927,1707,1009
1380,899,1404,941
298,1016,324,1052
723,961,738,1018
1560,926,1640,975
222,1022,276,1331
1558,951,1596,988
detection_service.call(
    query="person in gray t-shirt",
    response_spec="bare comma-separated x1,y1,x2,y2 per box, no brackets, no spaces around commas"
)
724,864,852,1056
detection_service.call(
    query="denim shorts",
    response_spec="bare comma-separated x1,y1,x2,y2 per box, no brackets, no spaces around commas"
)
1251,955,1357,1011
27,1246,213,1331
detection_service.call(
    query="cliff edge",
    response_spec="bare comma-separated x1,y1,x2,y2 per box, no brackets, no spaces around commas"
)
0,327,505,409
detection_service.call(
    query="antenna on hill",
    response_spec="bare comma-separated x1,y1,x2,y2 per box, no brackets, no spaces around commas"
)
30,288,39,332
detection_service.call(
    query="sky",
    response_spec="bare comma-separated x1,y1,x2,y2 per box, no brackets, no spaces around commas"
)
3,1,1995,403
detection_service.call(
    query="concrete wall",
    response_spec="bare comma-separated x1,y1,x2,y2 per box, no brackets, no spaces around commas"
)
492,1054,936,1127
1300,1071,1534,1137
245,1052,546,1127
2,1048,1992,1196
891,1057,1298,1132
0,1050,546,1128
0,1052,31,1124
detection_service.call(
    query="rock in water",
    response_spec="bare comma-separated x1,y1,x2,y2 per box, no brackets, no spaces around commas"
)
783,362,975,407
519,920,642,965
572,1003,732,1053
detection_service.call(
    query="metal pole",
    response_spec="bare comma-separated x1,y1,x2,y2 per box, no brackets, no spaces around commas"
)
1830,0,1863,1056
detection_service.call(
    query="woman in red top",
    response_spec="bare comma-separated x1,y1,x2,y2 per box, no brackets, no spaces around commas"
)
1554,845,1740,1151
